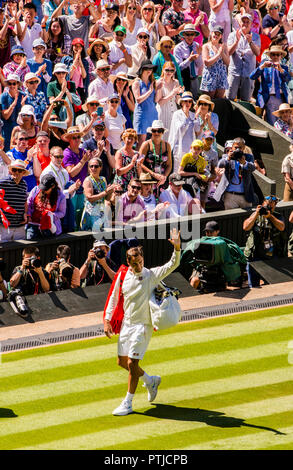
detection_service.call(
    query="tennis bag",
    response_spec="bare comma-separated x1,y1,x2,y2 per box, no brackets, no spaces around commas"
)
149,281,182,331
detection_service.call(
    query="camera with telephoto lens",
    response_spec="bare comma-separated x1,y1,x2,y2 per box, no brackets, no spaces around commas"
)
93,248,106,259
28,256,42,269
8,288,29,318
259,205,272,216
230,149,244,161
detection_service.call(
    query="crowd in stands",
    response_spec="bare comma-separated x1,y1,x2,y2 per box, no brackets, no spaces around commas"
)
1,0,293,306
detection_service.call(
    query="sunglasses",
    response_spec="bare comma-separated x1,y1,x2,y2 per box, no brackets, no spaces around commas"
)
270,53,281,57
115,190,123,194
88,102,99,106
184,33,196,36
138,35,149,39
110,99,119,103
11,168,25,173
198,102,209,106
270,5,279,9
265,196,277,201
152,129,164,133
116,32,125,37
52,154,64,159
8,82,18,85
21,114,32,117
165,69,175,73
18,137,29,141
163,45,172,49
100,67,110,72
55,71,67,75
28,80,39,85
128,6,136,9
71,136,81,140
130,185,141,190
143,7,153,11
89,165,101,169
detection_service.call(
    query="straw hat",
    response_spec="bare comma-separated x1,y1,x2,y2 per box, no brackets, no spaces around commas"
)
197,94,215,111
139,172,157,184
87,38,109,57
110,71,133,84
266,45,287,58
156,35,175,51
178,91,195,106
8,159,30,176
81,95,100,112
272,103,293,117
61,126,83,142
179,24,200,38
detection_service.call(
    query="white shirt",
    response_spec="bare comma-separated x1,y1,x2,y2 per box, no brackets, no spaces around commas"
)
104,110,126,150
40,162,71,199
88,76,114,105
109,41,131,74
16,22,42,59
159,186,193,218
105,249,180,325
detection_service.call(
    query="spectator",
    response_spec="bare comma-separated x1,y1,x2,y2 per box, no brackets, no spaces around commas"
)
80,156,117,231
281,143,293,201
159,172,202,218
139,172,157,212
111,71,135,129
89,2,120,42
194,93,219,142
161,0,186,44
86,39,110,82
77,95,102,143
178,138,210,199
47,62,81,121
43,0,72,32
169,91,201,172
139,119,173,193
115,178,146,225
79,240,117,286
0,73,24,151
173,23,202,100
27,38,53,100
214,148,257,209
44,17,71,65
23,72,47,124
108,25,132,75
243,195,286,287
140,1,165,48
262,0,289,39
227,13,261,102
10,104,40,150
273,102,293,137
208,0,234,43
88,60,114,105
184,0,210,46
201,25,230,99
82,119,114,184
0,159,28,242
201,130,218,208
27,130,51,173
7,129,41,191
122,0,143,46
153,35,183,86
26,173,66,239
250,45,291,125
104,93,126,153
114,128,140,192
45,244,80,290
2,45,30,83
15,2,44,59
10,246,51,295
129,28,156,78
233,0,262,34
40,98,73,149
0,6,18,68
0,137,10,179
61,37,90,103
132,59,159,148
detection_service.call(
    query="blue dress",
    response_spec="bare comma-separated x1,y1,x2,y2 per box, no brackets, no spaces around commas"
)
133,80,158,135
200,46,228,92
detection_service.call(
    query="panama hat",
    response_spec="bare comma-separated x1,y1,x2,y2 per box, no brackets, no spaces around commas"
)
24,72,41,86
197,94,215,111
110,71,133,84
272,103,293,117
53,63,68,74
61,126,83,142
82,95,100,112
179,24,200,38
266,45,287,58
156,35,175,51
87,38,109,56
146,119,167,134
139,172,157,184
178,91,195,106
8,159,30,176
95,59,110,70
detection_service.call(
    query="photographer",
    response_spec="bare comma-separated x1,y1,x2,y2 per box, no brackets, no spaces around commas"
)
10,246,51,295
45,245,80,291
80,240,117,287
243,196,286,287
213,148,257,210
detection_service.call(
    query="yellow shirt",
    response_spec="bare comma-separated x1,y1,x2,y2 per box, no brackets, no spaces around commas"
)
180,153,207,176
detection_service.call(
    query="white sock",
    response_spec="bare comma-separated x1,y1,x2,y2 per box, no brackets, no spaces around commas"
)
125,392,134,403
141,372,153,385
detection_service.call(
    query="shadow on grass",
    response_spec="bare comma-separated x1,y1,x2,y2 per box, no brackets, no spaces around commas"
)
0,408,18,418
135,404,286,436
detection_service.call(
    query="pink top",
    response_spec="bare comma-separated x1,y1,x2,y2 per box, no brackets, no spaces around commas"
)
183,9,209,46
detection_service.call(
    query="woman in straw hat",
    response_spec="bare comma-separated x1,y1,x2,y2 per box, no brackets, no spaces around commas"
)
250,44,290,125
194,94,219,145
152,36,183,86
168,91,201,172
87,39,110,82
111,72,135,129
273,103,293,138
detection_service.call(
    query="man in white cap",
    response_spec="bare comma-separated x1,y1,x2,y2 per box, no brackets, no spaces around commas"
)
27,38,52,99
227,13,261,102
80,240,117,286
23,72,47,123
0,159,28,242
88,60,114,104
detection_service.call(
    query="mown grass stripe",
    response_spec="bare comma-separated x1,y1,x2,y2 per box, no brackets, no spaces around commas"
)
0,367,291,441
13,396,293,450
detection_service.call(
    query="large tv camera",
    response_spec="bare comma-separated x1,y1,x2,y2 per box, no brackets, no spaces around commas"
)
8,288,29,318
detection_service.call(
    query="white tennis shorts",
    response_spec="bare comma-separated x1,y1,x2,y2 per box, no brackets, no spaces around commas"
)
118,322,153,360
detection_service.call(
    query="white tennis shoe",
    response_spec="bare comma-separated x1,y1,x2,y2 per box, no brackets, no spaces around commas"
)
145,376,161,402
112,400,133,416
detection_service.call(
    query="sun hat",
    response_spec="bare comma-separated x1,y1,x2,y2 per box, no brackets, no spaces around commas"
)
8,159,30,176
107,92,120,101
114,25,127,35
95,59,110,69
87,38,109,56
169,173,185,186
139,172,157,184
136,27,150,37
32,38,47,49
156,35,175,51
81,95,100,112
146,119,167,134
110,71,133,84
10,45,26,58
178,91,195,106
272,103,293,117
240,13,253,21
39,174,57,191
197,94,215,111
93,239,110,248
61,126,83,142
17,105,37,125
210,25,224,34
4,73,21,84
53,63,68,74
266,45,287,58
137,59,157,76
224,140,234,149
179,24,200,38
24,72,41,86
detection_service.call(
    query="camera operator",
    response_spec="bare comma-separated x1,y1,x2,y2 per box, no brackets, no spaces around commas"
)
45,245,80,290
80,240,117,287
10,246,51,296
243,195,286,287
213,148,257,210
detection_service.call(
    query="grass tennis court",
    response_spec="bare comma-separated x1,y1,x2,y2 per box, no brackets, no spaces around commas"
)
1,305,293,450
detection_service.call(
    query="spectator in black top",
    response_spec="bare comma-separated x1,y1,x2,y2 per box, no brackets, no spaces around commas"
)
0,159,28,242
79,240,117,287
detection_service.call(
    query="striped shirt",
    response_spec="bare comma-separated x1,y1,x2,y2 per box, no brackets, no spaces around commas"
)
0,176,27,227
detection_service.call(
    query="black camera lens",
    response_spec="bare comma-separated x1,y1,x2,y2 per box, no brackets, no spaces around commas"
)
30,256,42,268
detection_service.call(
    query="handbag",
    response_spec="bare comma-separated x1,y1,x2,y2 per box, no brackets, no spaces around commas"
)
149,281,182,331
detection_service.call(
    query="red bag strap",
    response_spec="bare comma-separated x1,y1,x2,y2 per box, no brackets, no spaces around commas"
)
103,264,128,320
